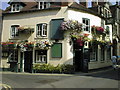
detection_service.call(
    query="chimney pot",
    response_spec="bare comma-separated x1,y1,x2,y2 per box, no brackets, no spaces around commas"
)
79,0,88,8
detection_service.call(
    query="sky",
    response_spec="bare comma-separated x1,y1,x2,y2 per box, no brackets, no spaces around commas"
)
0,0,118,10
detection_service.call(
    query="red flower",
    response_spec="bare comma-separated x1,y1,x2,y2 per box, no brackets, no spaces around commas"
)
96,27,100,31
8,42,14,44
2,42,8,45
23,45,28,47
100,27,104,32
84,33,89,37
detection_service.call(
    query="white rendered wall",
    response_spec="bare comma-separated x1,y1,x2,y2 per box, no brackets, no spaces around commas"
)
68,10,101,28
67,9,112,69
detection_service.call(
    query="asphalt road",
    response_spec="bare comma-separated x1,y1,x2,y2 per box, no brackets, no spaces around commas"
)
1,68,119,89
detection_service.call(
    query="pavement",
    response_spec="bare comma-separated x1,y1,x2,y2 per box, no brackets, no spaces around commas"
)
0,67,119,89
1,66,114,76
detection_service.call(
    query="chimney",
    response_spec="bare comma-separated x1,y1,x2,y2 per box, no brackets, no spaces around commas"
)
60,0,74,6
61,2,69,6
92,0,98,7
79,0,88,8
98,0,107,5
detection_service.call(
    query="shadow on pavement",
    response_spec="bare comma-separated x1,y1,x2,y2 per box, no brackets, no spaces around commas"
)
81,68,120,80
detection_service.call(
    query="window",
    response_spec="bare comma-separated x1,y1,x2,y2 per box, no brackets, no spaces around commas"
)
90,46,97,61
107,47,111,60
11,4,20,12
36,24,47,37
38,2,50,9
82,18,90,32
11,25,19,38
2,51,9,57
8,50,18,62
50,19,64,40
104,9,107,18
51,43,62,58
108,11,112,18
100,47,105,61
101,19,104,28
35,50,47,63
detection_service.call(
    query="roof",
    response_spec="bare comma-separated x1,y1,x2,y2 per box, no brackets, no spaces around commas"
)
3,1,102,18
3,2,65,14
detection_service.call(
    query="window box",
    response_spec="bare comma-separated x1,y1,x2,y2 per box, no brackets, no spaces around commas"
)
18,26,34,33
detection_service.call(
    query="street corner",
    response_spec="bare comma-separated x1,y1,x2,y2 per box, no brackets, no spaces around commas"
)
0,83,12,90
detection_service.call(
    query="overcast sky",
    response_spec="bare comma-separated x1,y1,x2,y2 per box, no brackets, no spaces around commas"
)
0,0,118,10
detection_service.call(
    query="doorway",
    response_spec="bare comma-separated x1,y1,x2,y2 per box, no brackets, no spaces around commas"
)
24,51,33,73
73,42,84,72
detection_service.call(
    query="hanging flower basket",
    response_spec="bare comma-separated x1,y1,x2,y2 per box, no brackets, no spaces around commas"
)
7,42,18,48
1,42,8,46
35,40,52,49
60,20,83,32
91,25,105,37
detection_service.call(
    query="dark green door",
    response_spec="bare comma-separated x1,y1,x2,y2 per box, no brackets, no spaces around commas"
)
24,51,33,73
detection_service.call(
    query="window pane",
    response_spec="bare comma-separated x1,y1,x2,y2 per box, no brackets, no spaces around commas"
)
42,24,47,36
101,47,104,61
16,4,20,11
37,24,42,36
86,20,88,25
90,46,97,61
86,27,89,31
83,19,85,23
44,2,46,8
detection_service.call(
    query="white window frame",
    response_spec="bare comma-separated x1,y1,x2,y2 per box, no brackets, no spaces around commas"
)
36,23,47,37
11,25,19,38
100,47,105,61
11,4,20,12
38,1,50,9
82,18,90,32
107,47,111,60
35,50,47,63
90,47,97,62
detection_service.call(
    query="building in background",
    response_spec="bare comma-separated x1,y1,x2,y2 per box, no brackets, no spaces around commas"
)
1,0,113,73
110,2,120,56
0,9,3,70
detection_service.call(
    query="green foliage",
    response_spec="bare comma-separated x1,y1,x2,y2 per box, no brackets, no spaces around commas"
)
33,64,75,73
61,64,75,73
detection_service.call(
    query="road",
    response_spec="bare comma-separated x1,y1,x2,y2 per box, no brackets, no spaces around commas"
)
1,68,119,89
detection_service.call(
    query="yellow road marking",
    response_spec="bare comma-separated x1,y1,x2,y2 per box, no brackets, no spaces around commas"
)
0,83,12,90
